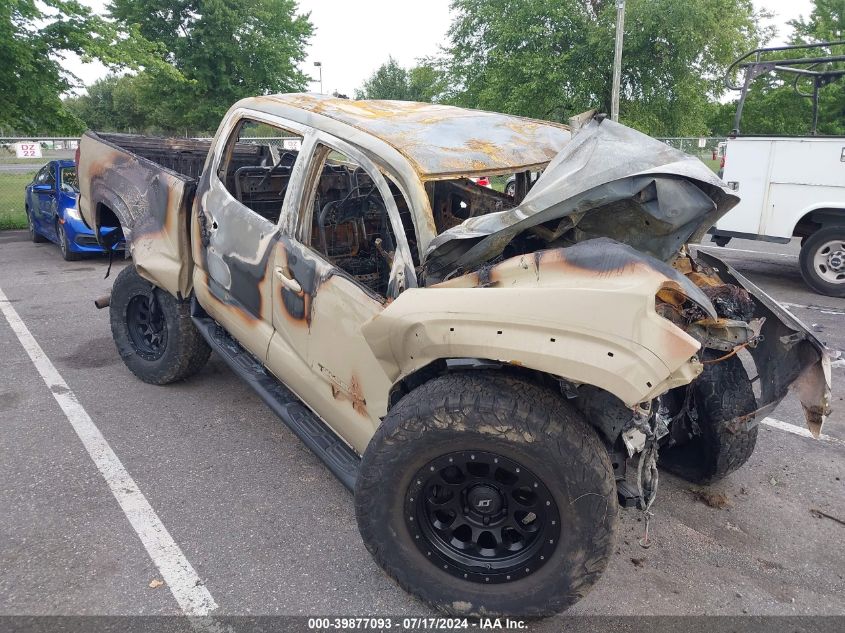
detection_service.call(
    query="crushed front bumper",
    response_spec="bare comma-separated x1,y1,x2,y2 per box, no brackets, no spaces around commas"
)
694,249,832,436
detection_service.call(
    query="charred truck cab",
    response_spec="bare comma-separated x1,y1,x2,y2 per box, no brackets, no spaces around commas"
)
77,95,831,618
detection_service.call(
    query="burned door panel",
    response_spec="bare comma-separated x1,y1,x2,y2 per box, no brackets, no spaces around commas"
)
264,139,416,453
193,116,309,360
193,176,278,361
266,236,389,454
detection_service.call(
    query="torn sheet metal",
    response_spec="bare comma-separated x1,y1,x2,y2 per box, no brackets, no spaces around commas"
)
694,249,832,435
423,116,740,280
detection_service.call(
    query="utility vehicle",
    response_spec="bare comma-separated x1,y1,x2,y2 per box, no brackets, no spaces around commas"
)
712,41,845,297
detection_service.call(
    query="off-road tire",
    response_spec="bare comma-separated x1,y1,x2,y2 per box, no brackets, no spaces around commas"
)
355,372,617,618
57,220,83,261
26,207,47,243
110,265,210,384
659,351,758,484
799,226,845,297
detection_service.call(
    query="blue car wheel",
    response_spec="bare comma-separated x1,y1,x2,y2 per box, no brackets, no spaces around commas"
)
26,207,48,243
56,220,83,261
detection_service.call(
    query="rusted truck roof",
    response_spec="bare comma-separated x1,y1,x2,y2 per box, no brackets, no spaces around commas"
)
252,93,572,178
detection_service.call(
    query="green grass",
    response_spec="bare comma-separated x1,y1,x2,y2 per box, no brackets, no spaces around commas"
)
489,175,508,193
0,171,37,230
703,157,721,173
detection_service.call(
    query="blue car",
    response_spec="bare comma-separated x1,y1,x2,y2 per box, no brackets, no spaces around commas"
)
24,159,123,261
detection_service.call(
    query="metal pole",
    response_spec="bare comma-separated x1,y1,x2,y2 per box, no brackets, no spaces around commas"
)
611,0,626,121
314,61,323,94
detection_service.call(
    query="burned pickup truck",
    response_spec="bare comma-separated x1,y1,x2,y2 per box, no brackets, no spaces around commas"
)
78,95,831,617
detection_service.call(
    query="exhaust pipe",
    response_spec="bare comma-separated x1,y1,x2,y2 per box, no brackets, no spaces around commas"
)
94,294,111,309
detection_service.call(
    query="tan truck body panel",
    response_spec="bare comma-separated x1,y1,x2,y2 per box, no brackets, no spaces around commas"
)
77,95,832,456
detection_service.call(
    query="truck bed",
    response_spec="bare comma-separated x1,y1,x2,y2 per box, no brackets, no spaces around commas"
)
77,131,218,298
94,133,213,180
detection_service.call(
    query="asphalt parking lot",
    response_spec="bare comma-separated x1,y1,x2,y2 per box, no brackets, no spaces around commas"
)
1,229,843,628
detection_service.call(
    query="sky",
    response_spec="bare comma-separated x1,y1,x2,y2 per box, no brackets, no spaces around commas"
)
64,0,815,97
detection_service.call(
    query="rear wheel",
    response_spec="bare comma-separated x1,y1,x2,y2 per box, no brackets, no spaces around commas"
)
26,207,47,243
110,265,211,384
355,372,617,617
799,226,845,297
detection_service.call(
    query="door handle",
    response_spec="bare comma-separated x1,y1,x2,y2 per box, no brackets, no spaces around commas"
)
275,267,302,293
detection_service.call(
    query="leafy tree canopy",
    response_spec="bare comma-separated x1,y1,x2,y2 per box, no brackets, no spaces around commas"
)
711,0,844,135
1,0,111,133
355,56,447,102
442,0,769,136
102,0,314,132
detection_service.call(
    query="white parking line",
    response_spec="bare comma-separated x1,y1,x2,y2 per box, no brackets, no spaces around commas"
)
761,417,845,448
0,287,218,616
695,244,796,258
780,301,845,317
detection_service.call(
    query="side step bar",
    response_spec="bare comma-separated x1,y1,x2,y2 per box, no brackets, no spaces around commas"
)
191,305,361,491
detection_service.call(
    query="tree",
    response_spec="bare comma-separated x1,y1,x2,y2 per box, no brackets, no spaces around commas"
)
355,57,413,100
64,74,157,133
785,0,843,135
355,57,447,102
107,0,314,132
443,0,769,136
409,59,449,102
0,0,111,133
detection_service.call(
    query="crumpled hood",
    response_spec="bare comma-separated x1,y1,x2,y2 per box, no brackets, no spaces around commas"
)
424,116,740,281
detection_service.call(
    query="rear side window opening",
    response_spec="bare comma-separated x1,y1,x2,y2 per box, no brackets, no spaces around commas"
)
217,119,304,225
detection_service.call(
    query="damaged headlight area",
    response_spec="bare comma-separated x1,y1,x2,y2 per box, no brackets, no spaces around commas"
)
578,246,831,509
655,272,764,354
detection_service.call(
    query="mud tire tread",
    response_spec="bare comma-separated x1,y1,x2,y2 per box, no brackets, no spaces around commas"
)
355,372,617,618
109,265,210,385
661,352,758,484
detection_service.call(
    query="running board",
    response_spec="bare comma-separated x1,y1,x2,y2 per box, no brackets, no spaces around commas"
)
191,307,360,491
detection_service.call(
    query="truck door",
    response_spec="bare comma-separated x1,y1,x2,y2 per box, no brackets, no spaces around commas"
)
265,139,418,454
192,115,307,361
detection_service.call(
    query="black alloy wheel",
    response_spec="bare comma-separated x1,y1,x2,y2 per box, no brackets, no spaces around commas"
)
125,294,168,361
405,450,560,584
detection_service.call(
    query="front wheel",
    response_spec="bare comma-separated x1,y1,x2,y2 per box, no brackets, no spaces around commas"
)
659,351,758,484
799,226,845,297
109,265,211,384
56,220,83,261
355,373,617,617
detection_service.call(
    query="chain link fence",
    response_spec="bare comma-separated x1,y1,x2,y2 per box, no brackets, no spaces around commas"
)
656,137,726,172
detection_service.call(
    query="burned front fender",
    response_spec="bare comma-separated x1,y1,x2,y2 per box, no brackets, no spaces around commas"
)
363,239,712,409
694,249,832,436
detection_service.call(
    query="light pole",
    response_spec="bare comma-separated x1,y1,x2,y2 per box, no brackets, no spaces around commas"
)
611,0,625,122
314,61,323,94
